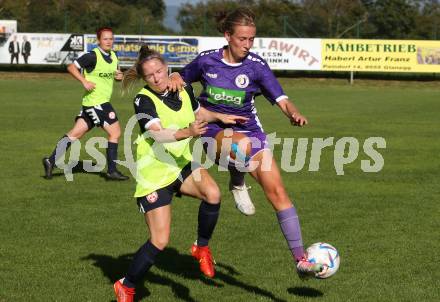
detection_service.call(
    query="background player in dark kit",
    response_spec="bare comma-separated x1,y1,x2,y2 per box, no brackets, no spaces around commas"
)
42,27,128,180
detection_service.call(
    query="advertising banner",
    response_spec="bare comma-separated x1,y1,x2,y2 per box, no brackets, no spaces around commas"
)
322,39,440,73
199,37,321,70
85,34,199,67
0,33,84,65
2,31,440,74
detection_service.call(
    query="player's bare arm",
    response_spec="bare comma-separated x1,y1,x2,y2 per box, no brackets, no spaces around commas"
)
114,69,123,81
196,107,249,124
277,98,308,126
147,120,208,143
67,63,96,91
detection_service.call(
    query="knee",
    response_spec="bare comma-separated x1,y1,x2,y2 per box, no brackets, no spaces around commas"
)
67,134,82,142
67,128,87,140
108,126,121,141
108,133,120,142
113,127,121,139
66,131,82,140
203,184,221,204
66,134,77,141
265,185,288,203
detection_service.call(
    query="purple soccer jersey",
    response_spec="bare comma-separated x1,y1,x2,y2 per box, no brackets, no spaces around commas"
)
180,47,287,133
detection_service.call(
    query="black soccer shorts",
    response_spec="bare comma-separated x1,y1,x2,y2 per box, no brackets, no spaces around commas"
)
76,102,118,129
136,162,200,213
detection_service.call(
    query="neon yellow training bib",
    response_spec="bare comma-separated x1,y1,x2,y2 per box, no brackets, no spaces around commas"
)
134,88,195,197
82,48,118,106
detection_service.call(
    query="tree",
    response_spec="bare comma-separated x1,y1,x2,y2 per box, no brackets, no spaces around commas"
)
177,0,302,37
110,0,166,19
361,0,418,39
0,0,437,39
301,0,368,38
411,0,440,39
253,0,304,37
176,0,371,38
27,0,64,32
177,0,246,36
0,0,170,34
0,0,31,31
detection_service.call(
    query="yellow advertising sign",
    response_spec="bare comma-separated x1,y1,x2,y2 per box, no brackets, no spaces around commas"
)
322,39,440,73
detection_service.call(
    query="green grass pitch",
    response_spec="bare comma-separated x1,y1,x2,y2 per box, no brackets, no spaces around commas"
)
0,73,439,301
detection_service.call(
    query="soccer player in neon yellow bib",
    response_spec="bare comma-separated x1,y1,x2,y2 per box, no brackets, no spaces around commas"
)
42,27,128,180
113,46,247,301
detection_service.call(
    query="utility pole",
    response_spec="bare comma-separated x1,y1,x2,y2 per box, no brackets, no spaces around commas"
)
337,14,367,85
281,15,301,37
139,14,144,35
357,21,360,38
350,20,361,85
283,15,287,37
61,0,68,32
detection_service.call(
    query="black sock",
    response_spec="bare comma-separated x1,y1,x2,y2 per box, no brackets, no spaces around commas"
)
123,240,162,288
49,135,73,164
106,142,118,173
229,167,245,186
197,201,220,247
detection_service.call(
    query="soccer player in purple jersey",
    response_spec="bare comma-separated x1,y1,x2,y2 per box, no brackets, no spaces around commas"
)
170,7,324,278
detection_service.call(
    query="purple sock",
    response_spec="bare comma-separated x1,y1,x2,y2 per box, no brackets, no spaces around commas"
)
276,206,305,262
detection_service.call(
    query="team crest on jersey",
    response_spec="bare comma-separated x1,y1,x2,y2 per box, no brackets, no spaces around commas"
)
146,191,158,203
108,111,116,119
235,74,249,88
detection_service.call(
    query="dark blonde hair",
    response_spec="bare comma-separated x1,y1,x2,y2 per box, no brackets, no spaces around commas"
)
122,45,166,91
216,7,256,34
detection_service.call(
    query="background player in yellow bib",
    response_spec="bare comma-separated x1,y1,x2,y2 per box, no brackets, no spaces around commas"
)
113,46,247,302
42,27,128,180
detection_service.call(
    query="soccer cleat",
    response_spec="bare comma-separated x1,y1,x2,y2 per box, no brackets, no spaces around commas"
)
42,157,54,179
191,244,216,278
105,170,129,181
296,257,324,278
229,182,255,215
114,279,135,302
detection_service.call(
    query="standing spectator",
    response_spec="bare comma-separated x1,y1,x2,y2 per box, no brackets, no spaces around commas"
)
21,36,31,64
8,35,19,64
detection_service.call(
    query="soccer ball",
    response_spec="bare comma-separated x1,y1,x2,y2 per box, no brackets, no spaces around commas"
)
306,242,340,279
